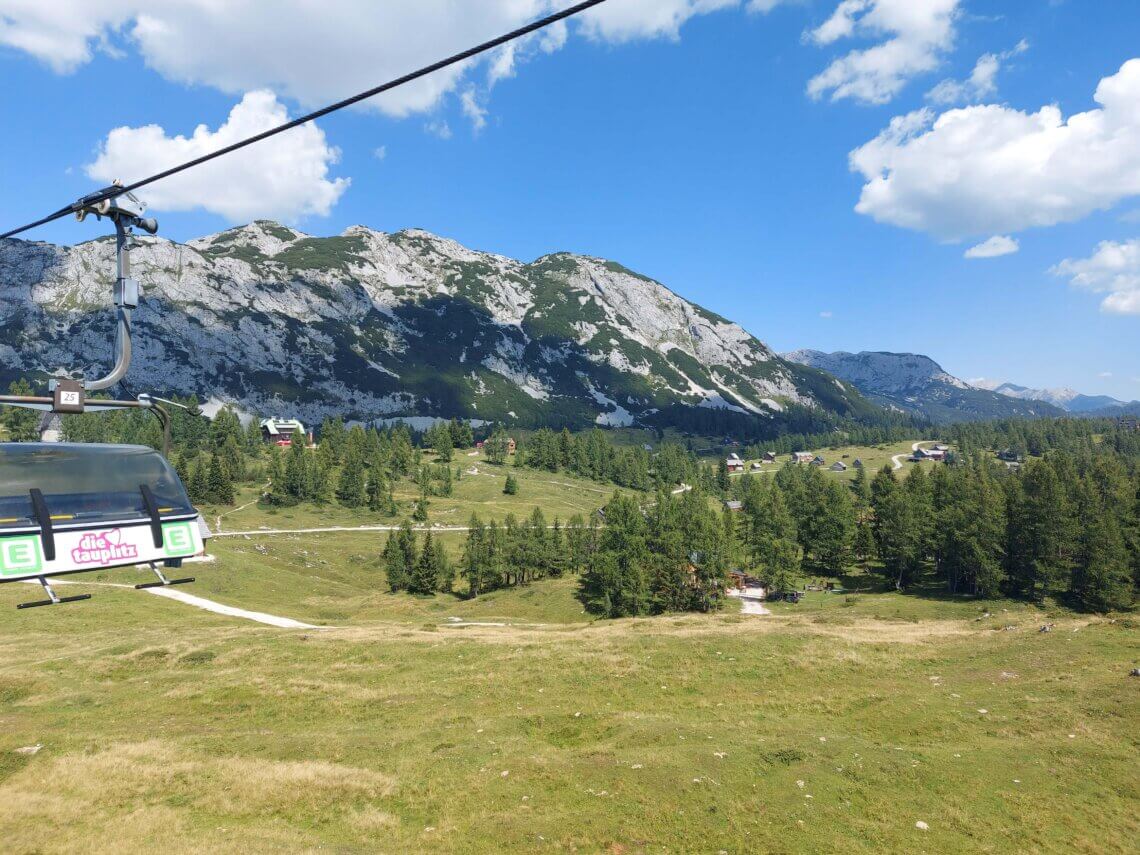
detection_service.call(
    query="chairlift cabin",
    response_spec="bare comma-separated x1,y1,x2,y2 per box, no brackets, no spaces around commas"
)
0,444,207,608
0,186,214,608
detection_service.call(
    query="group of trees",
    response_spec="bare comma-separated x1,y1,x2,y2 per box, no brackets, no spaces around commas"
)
387,509,597,597
382,523,454,595
948,417,1137,460
517,427,699,491
719,438,1139,612
266,417,419,511
579,489,735,618
6,384,1137,613
422,419,474,463
865,451,1138,611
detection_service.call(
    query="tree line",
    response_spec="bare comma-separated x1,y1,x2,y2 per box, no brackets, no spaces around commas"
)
516,427,699,491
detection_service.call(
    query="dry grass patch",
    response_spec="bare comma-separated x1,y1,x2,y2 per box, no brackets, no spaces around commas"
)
0,740,396,853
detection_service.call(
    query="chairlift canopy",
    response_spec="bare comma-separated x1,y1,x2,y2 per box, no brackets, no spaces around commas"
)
0,444,193,526
0,443,203,586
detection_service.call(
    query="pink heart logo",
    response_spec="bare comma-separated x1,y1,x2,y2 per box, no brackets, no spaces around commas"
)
105,529,122,545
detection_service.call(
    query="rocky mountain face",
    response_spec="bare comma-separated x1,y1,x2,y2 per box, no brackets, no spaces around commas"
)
783,350,1065,423
0,221,872,429
974,381,1139,416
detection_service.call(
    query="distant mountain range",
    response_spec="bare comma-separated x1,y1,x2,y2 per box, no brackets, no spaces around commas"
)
782,350,1067,423
0,222,874,431
970,380,1140,417
4,220,1130,434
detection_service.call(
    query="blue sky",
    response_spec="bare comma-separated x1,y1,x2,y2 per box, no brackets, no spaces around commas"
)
1,0,1137,399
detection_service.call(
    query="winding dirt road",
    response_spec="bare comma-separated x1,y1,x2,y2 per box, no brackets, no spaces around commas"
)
891,441,931,471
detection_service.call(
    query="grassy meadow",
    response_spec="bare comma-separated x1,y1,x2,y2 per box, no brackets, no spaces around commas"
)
0,439,1135,853
205,454,612,534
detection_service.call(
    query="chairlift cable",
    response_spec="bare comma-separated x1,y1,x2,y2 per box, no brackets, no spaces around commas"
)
0,0,610,241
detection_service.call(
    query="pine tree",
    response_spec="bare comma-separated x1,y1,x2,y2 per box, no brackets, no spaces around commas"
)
319,416,346,464
336,447,367,507
1007,459,1076,601
207,454,235,504
485,428,511,465
462,514,488,597
188,460,209,505
755,486,801,594
412,499,428,522
565,514,589,574
267,446,284,487
383,522,419,592
273,431,308,505
716,458,730,493
1071,478,1133,611
366,461,392,513
503,473,518,495
409,531,442,595
871,467,923,590
448,418,473,450
308,452,333,505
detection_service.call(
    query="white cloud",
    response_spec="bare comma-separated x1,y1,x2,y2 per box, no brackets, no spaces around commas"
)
460,88,488,132
1098,371,1113,378
372,145,387,161
806,0,960,105
850,59,1140,240
1051,238,1140,316
0,0,139,73
819,310,833,318
926,39,1027,105
579,0,741,44
964,235,1018,259
424,120,453,140
1,1,774,119
85,90,348,221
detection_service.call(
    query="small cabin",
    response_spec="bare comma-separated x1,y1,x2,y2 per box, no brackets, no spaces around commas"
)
723,500,743,512
726,453,744,473
763,451,778,463
261,418,306,444
915,447,947,462
750,462,763,471
812,455,826,466
792,451,814,464
829,461,848,472
853,458,864,468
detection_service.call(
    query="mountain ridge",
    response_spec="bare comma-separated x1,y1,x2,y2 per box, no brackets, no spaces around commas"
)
782,349,1066,423
972,379,1139,415
0,221,875,431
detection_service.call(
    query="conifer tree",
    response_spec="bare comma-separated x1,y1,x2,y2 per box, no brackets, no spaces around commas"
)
413,497,429,522
1071,479,1133,611
503,473,518,495
1007,458,1076,601
485,428,511,465
409,531,442,595
336,447,366,507
462,514,488,597
188,460,209,505
383,522,418,592
207,454,235,505
319,417,346,464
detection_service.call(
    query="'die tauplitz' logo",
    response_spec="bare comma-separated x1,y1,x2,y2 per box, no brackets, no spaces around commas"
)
71,529,139,566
